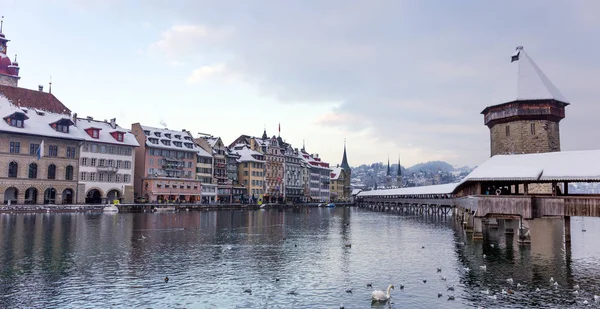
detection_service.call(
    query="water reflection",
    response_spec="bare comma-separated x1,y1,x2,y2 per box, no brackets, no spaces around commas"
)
0,209,599,308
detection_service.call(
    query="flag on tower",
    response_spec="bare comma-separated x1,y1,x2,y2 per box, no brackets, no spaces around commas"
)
511,46,522,62
36,140,45,160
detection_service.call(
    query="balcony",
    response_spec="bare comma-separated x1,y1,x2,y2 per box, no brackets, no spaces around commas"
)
164,164,184,171
97,166,119,173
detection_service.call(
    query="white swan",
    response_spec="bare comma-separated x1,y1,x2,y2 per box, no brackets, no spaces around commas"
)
371,284,394,302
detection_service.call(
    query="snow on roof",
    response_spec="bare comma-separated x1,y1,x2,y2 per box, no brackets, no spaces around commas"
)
331,167,343,180
358,183,459,197
351,189,362,196
461,150,600,182
0,96,85,141
204,136,218,148
140,125,198,152
232,144,264,163
196,146,212,158
76,118,139,147
515,47,569,103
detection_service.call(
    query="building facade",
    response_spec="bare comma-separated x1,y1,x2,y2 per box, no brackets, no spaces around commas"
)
283,146,303,202
264,135,285,203
76,116,138,204
232,144,265,203
0,98,83,205
195,146,216,204
330,166,347,202
131,124,202,203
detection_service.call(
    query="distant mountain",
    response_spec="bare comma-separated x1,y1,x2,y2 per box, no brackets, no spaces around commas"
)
406,161,454,174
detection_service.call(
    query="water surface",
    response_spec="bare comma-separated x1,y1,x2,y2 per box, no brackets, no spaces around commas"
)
0,208,598,308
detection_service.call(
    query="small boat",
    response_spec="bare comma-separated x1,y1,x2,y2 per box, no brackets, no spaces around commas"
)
103,205,119,213
154,206,176,212
326,203,336,208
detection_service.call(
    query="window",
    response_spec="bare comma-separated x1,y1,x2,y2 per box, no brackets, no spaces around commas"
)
9,117,24,128
66,147,76,158
81,172,87,181
107,159,114,167
124,161,131,169
144,130,150,136
65,165,74,180
91,144,98,152
47,164,56,179
108,146,115,154
117,160,122,168
107,174,113,182
99,173,104,182
100,145,106,153
48,145,58,157
99,159,105,167
82,144,89,152
29,143,39,155
92,130,99,138
91,158,97,166
124,175,130,183
56,124,69,133
530,123,535,135
115,174,121,182
505,125,510,137
28,163,37,179
89,173,96,181
81,158,88,166
8,161,18,178
9,141,20,153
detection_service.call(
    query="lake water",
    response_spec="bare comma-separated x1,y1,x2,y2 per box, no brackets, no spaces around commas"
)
1,207,599,308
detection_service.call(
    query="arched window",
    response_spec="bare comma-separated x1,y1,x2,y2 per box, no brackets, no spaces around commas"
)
28,163,38,179
8,161,18,178
65,165,74,181
47,164,56,180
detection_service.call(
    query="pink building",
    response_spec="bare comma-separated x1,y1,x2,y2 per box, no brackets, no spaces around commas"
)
131,123,202,203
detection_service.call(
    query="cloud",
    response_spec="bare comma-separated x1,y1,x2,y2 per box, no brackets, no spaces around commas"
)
147,0,600,166
186,63,228,83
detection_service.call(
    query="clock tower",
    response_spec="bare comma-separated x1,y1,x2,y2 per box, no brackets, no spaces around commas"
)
0,17,21,87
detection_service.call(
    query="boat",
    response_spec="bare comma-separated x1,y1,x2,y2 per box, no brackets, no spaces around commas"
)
326,203,336,208
103,205,119,213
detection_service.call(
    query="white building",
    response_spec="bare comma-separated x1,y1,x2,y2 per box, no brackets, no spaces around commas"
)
299,149,331,202
76,117,139,203
196,146,216,204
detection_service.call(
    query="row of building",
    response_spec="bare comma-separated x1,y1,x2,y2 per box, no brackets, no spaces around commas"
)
0,24,352,205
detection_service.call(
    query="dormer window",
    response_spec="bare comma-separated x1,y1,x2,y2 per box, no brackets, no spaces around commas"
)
51,119,73,133
165,133,172,139
174,135,181,140
161,139,171,146
110,131,125,142
143,130,150,136
184,136,192,141
4,112,28,128
149,138,159,144
85,128,101,139
154,132,161,137
174,141,182,147
184,142,193,149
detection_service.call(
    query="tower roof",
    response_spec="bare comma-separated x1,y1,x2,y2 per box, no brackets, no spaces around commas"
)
512,46,569,104
386,157,391,176
340,140,350,171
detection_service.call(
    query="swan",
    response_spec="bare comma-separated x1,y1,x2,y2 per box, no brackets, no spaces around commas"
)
371,284,394,302
480,265,487,271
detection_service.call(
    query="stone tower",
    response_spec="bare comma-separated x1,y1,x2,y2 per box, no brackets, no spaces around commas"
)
340,140,351,198
481,46,568,157
0,18,21,87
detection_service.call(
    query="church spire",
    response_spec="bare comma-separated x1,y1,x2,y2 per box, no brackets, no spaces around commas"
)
397,154,402,187
386,156,391,176
340,138,350,171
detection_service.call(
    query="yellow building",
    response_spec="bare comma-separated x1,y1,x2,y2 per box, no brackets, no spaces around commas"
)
231,144,265,203
329,166,347,202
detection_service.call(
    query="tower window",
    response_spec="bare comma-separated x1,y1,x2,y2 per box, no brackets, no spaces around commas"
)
505,125,510,137
530,123,535,135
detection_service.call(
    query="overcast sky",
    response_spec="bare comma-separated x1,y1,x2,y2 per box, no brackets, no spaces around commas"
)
1,0,599,168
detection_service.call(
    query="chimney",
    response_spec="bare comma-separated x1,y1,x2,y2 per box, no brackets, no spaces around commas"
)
72,113,78,126
38,85,44,92
110,118,116,129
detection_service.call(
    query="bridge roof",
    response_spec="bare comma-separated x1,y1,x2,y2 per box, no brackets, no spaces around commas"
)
462,150,600,182
357,183,459,197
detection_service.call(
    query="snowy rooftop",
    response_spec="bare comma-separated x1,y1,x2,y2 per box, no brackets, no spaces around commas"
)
514,47,569,103
140,125,198,152
196,146,212,158
0,96,84,141
331,167,343,180
76,118,139,147
358,183,459,197
232,144,264,163
461,150,600,182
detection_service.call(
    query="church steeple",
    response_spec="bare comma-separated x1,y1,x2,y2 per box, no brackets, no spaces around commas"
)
340,139,350,172
396,154,402,187
261,124,267,140
386,156,391,176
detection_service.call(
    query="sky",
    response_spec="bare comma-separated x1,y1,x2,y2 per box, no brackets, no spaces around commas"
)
1,0,599,168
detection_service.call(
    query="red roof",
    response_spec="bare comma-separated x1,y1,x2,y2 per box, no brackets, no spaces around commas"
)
0,84,71,114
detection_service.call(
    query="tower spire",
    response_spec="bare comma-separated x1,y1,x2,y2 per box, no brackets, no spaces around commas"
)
397,154,402,187
49,76,52,94
1,16,4,33
340,139,350,172
386,155,390,176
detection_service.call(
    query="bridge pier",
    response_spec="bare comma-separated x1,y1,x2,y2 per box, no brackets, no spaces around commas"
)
504,219,516,235
564,216,571,243
473,217,483,240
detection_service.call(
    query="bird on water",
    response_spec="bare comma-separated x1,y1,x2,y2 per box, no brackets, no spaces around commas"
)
371,284,394,302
